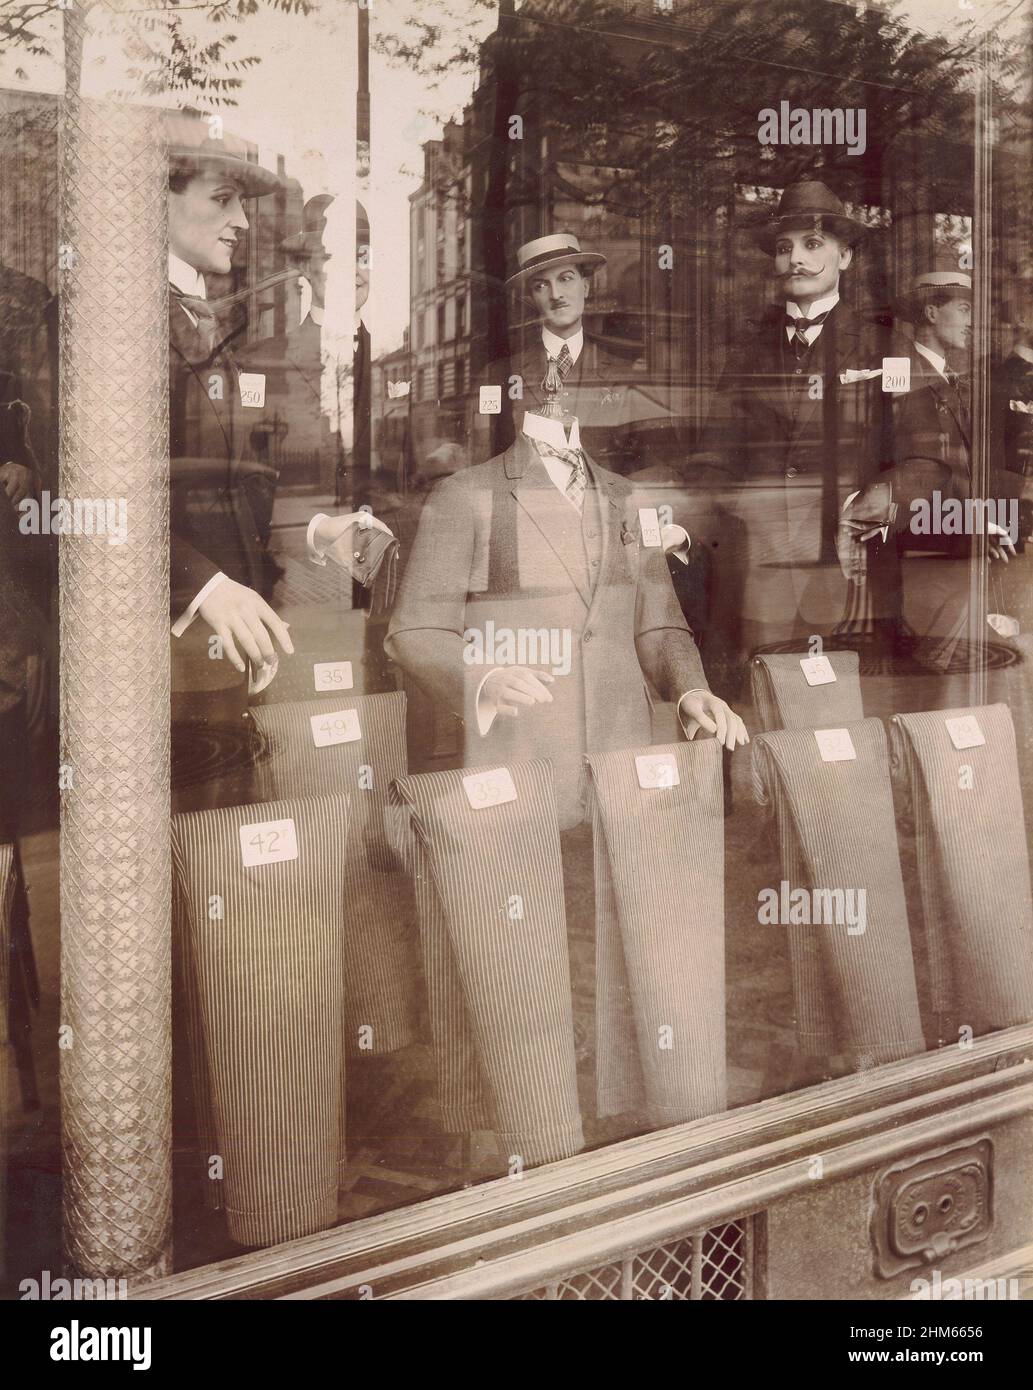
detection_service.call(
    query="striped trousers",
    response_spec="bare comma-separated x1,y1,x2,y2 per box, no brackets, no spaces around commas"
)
250,691,421,1055
752,719,924,1066
389,759,584,1167
889,703,1033,1041
587,740,726,1125
172,793,350,1246
749,651,864,732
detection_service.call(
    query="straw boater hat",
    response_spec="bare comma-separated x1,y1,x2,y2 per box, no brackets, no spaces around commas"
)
506,232,607,287
896,271,972,324
166,110,281,198
753,180,867,256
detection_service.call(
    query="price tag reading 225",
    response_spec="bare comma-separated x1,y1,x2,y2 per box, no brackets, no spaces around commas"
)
239,817,299,867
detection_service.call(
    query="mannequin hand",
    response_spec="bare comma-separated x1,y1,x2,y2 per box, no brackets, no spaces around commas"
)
483,666,555,719
315,510,392,552
679,691,749,751
198,577,294,673
987,523,1016,563
0,461,34,506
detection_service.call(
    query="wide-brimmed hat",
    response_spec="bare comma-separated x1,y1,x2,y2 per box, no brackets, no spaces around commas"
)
752,180,867,255
167,110,281,199
506,232,606,287
896,270,972,323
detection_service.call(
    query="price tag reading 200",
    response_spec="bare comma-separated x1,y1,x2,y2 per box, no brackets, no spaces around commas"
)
239,817,299,867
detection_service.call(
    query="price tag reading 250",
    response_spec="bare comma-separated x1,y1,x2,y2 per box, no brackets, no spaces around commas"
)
239,817,299,867
462,767,518,810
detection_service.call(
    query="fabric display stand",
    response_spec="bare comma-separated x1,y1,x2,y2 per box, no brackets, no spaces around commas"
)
585,739,727,1126
889,703,1033,1042
749,650,864,732
0,843,13,1278
751,718,925,1066
172,793,350,1246
249,691,420,1055
389,758,583,1167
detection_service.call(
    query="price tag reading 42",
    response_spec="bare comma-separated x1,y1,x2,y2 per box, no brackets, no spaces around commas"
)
313,661,354,692
463,767,518,810
239,817,298,867
311,709,362,747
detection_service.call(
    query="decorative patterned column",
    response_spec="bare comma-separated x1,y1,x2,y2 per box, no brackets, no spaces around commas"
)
59,0,172,1283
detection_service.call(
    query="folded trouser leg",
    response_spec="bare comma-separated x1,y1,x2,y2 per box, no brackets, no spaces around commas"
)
752,720,925,1067
587,741,727,1126
172,794,350,1246
391,759,583,1167
890,704,1033,1039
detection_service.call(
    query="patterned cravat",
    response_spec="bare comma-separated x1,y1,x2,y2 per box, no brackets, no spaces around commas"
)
786,309,831,360
534,438,588,513
173,289,220,356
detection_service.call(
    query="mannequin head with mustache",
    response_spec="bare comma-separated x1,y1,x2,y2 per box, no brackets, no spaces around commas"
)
774,226,852,312
526,260,590,338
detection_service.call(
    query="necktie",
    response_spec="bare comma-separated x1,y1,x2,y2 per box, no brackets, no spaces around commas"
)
556,342,574,378
786,310,831,360
173,290,220,356
944,367,971,424
534,439,588,513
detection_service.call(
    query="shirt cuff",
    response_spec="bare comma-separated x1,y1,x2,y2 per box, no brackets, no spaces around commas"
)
475,669,499,736
676,687,708,740
307,512,331,566
171,571,228,637
662,523,691,565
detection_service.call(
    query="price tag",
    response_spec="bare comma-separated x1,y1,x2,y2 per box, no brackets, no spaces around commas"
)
239,817,298,867
479,385,502,415
814,728,856,762
800,655,837,687
462,767,517,810
635,752,680,790
313,661,354,692
881,357,911,394
239,372,267,409
945,714,985,750
638,507,663,547
311,709,362,747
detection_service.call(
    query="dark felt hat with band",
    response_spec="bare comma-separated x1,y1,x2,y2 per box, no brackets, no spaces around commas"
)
896,270,972,323
167,110,281,199
752,180,867,255
506,233,606,287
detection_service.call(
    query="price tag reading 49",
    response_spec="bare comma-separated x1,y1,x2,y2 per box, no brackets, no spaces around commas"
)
239,817,298,868
463,767,518,810
311,709,362,747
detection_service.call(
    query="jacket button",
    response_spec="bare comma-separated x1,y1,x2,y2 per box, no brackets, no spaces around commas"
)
583,629,593,642
785,466,801,478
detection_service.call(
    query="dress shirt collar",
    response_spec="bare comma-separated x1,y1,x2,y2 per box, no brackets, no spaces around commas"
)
541,325,583,365
169,253,206,299
1014,344,1033,366
914,340,948,379
522,410,581,451
785,291,839,322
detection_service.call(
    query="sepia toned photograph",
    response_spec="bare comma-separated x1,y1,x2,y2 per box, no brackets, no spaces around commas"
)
0,0,1032,1345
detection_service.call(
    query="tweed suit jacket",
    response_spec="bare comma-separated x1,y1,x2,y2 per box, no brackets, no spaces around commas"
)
385,433,709,828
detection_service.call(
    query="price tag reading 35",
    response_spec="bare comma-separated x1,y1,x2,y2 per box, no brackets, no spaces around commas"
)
239,817,298,868
311,709,362,747
313,661,354,692
463,767,518,810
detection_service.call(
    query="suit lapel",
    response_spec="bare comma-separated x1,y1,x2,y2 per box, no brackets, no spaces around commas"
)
912,349,971,455
507,434,592,607
788,303,863,444
584,450,624,616
169,292,235,459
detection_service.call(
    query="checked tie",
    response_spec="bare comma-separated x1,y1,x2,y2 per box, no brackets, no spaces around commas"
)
541,342,574,397
534,438,588,513
786,309,831,360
